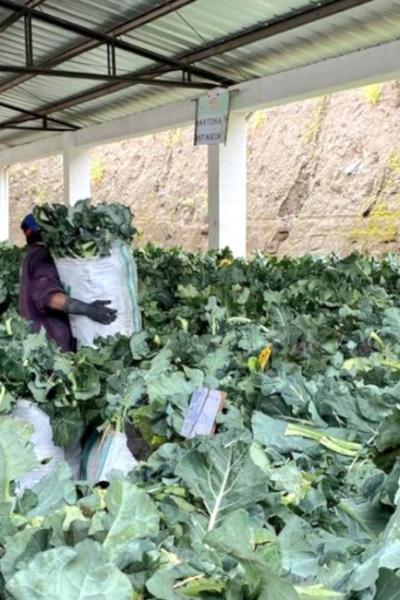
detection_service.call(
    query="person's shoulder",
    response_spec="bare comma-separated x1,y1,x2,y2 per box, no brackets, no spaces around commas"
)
25,243,52,266
29,243,50,256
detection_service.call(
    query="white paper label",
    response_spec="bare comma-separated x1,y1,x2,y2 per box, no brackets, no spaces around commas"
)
181,387,224,439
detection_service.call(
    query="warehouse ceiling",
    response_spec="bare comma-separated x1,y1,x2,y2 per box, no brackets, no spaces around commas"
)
0,0,398,148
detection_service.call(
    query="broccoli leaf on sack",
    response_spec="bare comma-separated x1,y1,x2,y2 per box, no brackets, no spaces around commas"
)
34,200,136,258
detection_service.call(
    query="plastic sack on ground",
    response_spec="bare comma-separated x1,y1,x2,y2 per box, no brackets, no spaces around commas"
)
55,241,142,347
80,427,138,485
12,400,65,492
64,437,82,480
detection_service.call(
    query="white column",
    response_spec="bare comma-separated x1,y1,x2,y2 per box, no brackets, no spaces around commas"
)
207,112,247,257
62,133,91,206
0,167,9,241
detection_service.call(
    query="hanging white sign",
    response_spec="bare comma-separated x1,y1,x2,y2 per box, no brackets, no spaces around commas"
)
194,89,230,146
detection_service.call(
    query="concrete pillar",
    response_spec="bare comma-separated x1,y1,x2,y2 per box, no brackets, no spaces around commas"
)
0,167,9,241
63,133,91,206
208,112,247,257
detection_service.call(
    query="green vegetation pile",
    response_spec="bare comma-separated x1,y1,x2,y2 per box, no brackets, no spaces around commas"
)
0,243,400,599
0,243,21,312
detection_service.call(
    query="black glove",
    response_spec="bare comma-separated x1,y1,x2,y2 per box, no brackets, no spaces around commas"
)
66,298,117,325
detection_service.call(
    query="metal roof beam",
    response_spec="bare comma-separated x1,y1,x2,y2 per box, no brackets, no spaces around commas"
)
0,0,45,35
0,0,374,127
171,0,376,63
0,0,231,85
0,124,75,131
0,37,398,161
0,64,217,89
0,99,78,129
101,0,198,34
0,0,231,96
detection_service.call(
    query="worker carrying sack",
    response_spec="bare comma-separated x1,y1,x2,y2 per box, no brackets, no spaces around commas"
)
55,241,142,347
33,201,141,347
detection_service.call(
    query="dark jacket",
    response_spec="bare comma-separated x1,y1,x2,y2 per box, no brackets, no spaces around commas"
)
19,243,75,352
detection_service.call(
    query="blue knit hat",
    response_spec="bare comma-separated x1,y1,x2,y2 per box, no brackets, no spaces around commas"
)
21,213,41,235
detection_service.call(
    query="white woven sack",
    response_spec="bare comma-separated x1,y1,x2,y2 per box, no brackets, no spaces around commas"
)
12,400,65,492
55,242,142,347
83,429,138,485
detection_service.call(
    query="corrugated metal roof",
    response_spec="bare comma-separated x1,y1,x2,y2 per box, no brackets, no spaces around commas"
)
0,0,398,148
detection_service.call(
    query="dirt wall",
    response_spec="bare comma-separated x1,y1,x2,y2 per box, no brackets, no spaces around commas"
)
9,80,400,255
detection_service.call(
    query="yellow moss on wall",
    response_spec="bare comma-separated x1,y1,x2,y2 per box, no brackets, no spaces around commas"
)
351,201,400,244
163,128,183,148
303,97,328,145
91,155,106,186
362,84,382,106
248,111,267,131
388,150,400,172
